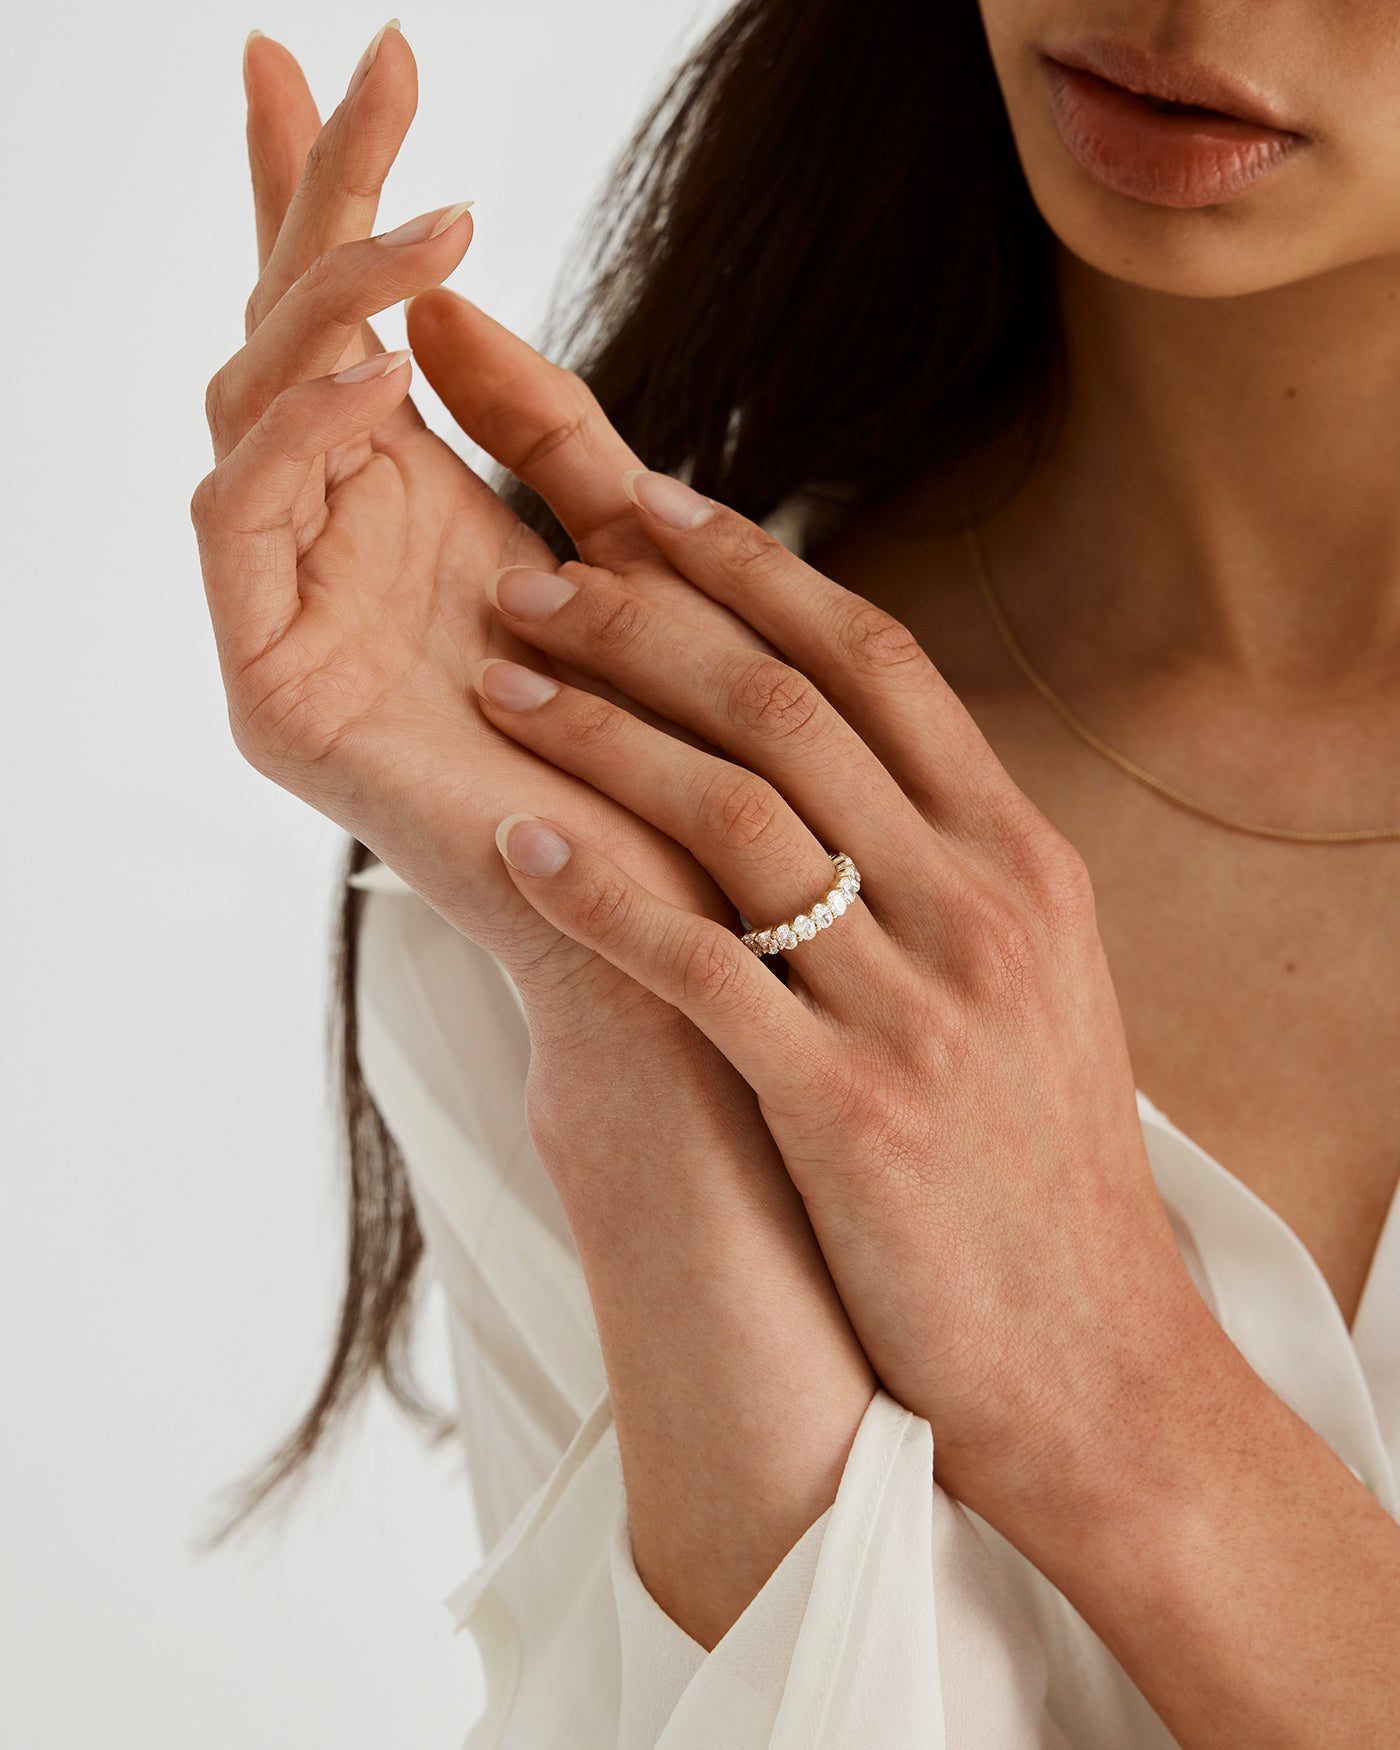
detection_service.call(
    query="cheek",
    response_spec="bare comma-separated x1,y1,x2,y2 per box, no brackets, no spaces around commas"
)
978,5,1400,298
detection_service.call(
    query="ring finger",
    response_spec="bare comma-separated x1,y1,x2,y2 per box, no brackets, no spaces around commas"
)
469,656,902,1012
486,561,941,940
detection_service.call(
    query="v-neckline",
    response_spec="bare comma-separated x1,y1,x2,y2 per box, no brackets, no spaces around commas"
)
1134,1085,1399,1347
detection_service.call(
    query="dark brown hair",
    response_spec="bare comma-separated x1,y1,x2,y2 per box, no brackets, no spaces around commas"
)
198,0,1064,1545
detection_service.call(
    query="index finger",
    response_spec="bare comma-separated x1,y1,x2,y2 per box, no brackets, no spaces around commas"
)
242,30,323,271
617,473,1030,836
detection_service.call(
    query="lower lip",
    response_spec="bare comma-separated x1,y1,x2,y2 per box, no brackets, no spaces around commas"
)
1042,57,1303,208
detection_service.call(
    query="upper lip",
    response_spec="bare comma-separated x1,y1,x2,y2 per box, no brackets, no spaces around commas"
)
1044,37,1304,135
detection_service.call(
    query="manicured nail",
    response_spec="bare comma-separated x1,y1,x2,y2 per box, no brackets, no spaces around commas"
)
346,18,400,99
376,201,475,247
243,29,263,70
496,814,572,877
487,567,579,620
471,659,560,711
333,348,411,383
622,469,716,531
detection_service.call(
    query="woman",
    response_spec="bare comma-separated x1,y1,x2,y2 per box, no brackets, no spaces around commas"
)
192,6,1400,1745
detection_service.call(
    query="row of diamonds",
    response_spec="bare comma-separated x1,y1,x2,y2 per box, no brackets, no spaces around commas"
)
742,853,861,956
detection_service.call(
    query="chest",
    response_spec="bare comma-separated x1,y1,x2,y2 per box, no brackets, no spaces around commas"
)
974,713,1400,1334
809,516,1400,1334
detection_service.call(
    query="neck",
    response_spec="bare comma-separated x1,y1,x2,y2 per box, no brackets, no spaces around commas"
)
979,243,1400,698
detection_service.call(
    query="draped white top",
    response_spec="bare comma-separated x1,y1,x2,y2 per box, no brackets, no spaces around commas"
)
346,502,1400,1749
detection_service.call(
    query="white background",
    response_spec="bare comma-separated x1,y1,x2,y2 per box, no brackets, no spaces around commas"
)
2,2,724,1743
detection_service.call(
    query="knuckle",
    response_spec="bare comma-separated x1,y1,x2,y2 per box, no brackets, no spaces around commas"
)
719,521,786,582
586,590,649,659
999,805,1099,928
576,872,633,941
298,130,388,207
298,244,341,303
203,366,233,436
247,388,311,470
696,766,783,853
679,928,750,1011
300,239,386,331
243,285,267,340
1029,830,1097,925
833,602,928,679
299,131,333,194
966,887,1043,1007
512,368,595,477
567,693,625,753
188,471,218,530
728,656,823,743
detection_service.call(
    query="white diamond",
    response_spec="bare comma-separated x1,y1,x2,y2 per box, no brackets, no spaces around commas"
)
826,889,847,917
811,902,833,929
839,876,857,900
793,913,817,941
775,923,798,950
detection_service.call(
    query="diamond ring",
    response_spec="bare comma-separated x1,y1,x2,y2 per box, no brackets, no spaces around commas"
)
740,853,861,955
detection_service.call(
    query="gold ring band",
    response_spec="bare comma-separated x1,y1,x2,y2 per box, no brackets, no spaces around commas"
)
740,853,861,955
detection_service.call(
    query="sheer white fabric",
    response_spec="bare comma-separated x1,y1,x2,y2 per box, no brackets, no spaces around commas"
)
345,502,1400,1748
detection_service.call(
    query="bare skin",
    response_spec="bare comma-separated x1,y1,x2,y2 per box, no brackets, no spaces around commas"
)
482,483,1400,1748
809,248,1400,1332
945,0,1400,1324
205,11,1400,1739
214,21,878,1660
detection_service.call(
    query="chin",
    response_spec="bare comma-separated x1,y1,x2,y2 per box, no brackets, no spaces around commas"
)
1025,164,1339,300
991,38,1393,303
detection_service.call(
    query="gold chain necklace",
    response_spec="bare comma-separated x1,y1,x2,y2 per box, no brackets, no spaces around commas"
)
955,475,1400,845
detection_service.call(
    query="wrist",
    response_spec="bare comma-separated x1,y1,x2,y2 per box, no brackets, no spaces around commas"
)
980,1292,1270,1581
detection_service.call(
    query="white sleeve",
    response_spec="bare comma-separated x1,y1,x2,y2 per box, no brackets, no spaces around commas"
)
442,1379,1070,1748
349,866,1073,1748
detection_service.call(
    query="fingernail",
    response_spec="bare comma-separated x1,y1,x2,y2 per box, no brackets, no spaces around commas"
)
471,658,560,711
243,28,263,71
376,200,475,247
333,348,411,383
346,17,400,98
622,469,715,531
496,814,572,876
487,567,579,620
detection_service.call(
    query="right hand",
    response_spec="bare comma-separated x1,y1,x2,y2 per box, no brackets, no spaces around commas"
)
193,23,770,1005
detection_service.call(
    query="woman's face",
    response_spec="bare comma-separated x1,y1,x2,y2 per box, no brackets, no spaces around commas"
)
977,2,1400,297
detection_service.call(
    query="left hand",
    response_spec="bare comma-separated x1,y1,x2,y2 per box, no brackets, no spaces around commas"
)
469,468,1223,1524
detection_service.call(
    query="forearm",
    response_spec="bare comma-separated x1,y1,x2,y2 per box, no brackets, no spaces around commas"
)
531,1017,878,1652
1002,1300,1400,1747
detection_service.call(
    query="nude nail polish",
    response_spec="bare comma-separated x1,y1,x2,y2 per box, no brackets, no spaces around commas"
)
376,201,475,246
345,17,400,99
496,815,572,877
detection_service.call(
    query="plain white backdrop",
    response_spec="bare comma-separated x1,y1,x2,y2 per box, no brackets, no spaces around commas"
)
2,2,726,1743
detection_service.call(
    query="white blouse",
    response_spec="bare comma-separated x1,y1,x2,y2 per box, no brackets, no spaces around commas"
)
345,504,1400,1749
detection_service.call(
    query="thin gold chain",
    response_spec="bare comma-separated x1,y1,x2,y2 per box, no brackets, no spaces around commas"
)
955,473,1400,845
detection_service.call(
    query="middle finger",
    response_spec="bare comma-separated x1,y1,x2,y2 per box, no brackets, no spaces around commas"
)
247,21,417,334
484,562,933,933
469,656,897,1013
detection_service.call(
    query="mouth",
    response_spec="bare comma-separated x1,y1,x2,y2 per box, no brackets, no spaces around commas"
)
1038,43,1308,209
1042,36,1307,138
